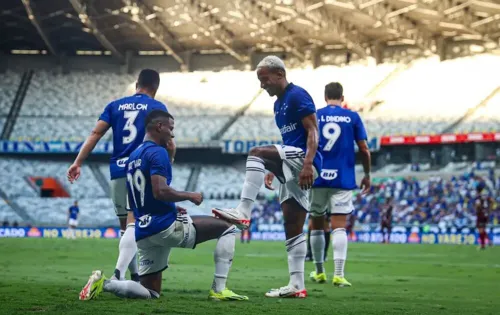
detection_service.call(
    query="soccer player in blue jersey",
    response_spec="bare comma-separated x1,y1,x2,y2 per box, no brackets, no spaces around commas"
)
213,56,321,298
67,200,80,239
79,110,248,301
308,82,371,287
67,69,172,282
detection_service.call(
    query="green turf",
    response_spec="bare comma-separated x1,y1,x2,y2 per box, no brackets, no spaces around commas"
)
0,238,499,315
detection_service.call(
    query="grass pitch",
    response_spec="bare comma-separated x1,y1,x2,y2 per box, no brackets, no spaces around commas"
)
0,238,499,315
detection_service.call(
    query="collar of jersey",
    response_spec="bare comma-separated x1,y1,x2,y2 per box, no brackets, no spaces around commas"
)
134,93,151,98
278,82,294,100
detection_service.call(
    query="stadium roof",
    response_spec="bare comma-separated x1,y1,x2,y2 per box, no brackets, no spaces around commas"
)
2,0,500,65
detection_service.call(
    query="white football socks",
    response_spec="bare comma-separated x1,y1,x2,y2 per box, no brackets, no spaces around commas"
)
212,226,236,293
286,233,306,290
114,224,137,280
103,279,158,299
310,230,325,274
235,156,265,218
332,228,347,277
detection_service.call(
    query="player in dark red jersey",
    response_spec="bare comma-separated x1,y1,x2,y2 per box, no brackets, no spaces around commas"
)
345,212,356,237
381,198,393,244
475,183,492,250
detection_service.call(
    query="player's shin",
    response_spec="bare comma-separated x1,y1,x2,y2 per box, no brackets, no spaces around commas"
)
286,233,307,290
103,279,158,299
235,156,265,218
114,224,137,280
310,230,325,274
332,228,347,277
212,226,236,293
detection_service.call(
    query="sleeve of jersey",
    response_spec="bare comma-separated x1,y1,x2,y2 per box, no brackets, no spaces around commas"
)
98,102,113,123
293,91,316,119
149,148,171,179
354,113,368,141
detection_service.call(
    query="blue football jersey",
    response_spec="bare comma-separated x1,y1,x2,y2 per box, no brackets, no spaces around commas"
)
68,206,79,220
126,141,177,241
313,105,367,190
274,83,322,173
99,93,168,180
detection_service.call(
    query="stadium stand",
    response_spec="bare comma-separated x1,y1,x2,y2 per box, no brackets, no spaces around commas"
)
363,55,500,137
0,199,23,224
455,91,500,133
0,158,105,199
0,71,22,115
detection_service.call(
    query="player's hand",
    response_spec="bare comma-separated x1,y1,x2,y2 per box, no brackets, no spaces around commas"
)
176,205,187,215
265,172,275,190
189,192,203,206
360,175,371,195
67,163,81,184
298,162,314,190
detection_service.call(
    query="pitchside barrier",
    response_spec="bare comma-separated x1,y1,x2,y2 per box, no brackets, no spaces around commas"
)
1,224,499,245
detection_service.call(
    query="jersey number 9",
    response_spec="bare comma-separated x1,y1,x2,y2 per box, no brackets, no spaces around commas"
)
322,122,341,152
127,169,146,208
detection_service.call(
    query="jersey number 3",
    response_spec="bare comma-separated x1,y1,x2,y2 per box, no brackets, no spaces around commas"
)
322,122,341,152
123,110,139,144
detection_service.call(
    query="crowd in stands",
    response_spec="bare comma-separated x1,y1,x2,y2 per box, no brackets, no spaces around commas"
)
250,170,500,228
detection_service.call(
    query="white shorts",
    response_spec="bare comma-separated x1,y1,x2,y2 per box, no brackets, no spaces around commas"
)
274,144,318,211
68,218,78,227
309,188,354,217
110,178,129,218
136,213,197,276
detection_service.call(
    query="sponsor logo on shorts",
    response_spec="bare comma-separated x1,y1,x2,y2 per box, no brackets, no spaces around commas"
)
140,259,154,266
334,201,350,207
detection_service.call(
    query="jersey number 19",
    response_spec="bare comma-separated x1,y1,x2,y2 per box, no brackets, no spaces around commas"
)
127,169,146,209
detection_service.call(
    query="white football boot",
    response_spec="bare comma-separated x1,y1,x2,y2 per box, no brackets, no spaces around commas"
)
265,285,307,298
212,208,250,230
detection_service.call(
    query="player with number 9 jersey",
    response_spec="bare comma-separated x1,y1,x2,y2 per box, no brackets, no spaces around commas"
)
314,102,367,190
308,82,371,288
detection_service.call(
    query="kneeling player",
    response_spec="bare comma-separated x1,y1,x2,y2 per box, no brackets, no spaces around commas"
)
79,111,247,301
308,82,371,287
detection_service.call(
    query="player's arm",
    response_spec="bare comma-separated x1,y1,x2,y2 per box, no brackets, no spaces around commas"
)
151,175,202,205
299,113,319,190
354,113,371,194
67,120,110,183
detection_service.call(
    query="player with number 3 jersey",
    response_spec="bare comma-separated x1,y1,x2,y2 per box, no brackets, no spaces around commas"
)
308,82,371,287
67,69,171,283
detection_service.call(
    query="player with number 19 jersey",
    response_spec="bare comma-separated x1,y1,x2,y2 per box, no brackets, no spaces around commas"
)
126,141,177,241
313,105,367,190
99,94,167,180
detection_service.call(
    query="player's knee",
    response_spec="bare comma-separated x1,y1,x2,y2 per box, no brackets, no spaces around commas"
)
310,215,325,230
331,214,347,230
248,146,264,157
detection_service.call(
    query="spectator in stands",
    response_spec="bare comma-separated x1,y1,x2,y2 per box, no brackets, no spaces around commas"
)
2,220,8,227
